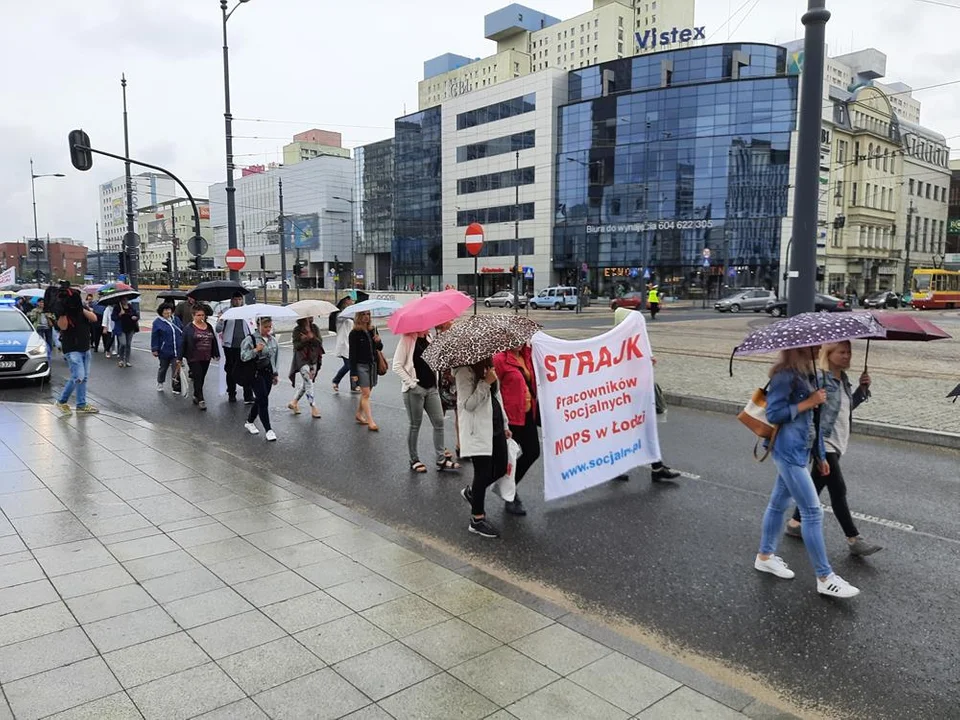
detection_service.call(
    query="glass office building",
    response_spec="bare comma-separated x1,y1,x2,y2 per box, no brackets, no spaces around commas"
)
393,107,443,291
357,138,395,290
555,43,798,298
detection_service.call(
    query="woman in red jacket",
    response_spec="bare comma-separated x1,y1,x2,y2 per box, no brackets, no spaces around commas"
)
492,344,541,516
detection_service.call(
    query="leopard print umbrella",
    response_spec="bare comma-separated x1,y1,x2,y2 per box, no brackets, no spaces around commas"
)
422,314,542,372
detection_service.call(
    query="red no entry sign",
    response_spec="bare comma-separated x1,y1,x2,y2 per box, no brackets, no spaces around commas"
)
464,223,484,257
225,248,246,271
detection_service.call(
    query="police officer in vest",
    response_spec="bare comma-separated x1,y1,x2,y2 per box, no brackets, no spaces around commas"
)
646,284,660,320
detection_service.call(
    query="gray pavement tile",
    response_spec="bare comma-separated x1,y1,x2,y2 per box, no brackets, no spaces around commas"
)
0,515,14,537
163,586,254,629
293,614,392,665
334,640,441,702
0,488,66,518
61,491,132,520
264,539,343,568
128,662,245,720
42,475,107,498
268,503,333,525
187,609,286,660
637,687,747,719
114,448,168,466
99,523,162,542
213,508,289,536
261,590,352,634
379,672,499,720
158,515,218,533
0,470,44,493
10,511,92,549
0,551,31,569
243,525,314,551
85,605,180,653
194,698,269,719
194,494,255,515
419,577,502,617
0,558,45,589
217,636,324,695
233,569,318,607
0,601,76,648
400,618,502,670
98,476,169,503
76,458,142,480
49,563,136,600
208,550,287,584
104,631,210,689
293,514,359,539
480,712,517,720
186,536,260,565
294,554,373,589
325,573,409,612
123,548,202,582
140,566,226,603
340,706,393,720
0,627,97,683
43,692,142,720
65,584,157,624
127,493,204,525
361,594,452,638
506,678,630,720
4,656,122,720
510,623,612,676
252,668,371,720
107,533,181,562
461,599,555,644
0,534,27,556
0,579,58,614
163,477,235,504
79,512,155,538
352,542,424,572
449,646,560,706
568,653,682,715
168,521,237,548
322,528,393,556
44,535,134,577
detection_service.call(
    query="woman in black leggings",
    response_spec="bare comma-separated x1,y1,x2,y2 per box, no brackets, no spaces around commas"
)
493,346,541,516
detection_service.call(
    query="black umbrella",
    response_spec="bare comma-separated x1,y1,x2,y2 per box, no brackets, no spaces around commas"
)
187,280,252,303
947,383,960,404
97,290,141,307
157,290,188,301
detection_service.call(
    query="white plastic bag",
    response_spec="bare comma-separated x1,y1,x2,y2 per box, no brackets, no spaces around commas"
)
494,438,522,502
179,364,192,399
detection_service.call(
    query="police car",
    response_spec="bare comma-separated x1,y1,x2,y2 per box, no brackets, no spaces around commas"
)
0,304,51,383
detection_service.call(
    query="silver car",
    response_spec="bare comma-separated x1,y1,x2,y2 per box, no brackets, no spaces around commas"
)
483,291,526,308
715,289,775,313
0,306,51,383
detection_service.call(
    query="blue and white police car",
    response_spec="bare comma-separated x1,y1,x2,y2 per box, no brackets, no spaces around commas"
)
0,303,51,383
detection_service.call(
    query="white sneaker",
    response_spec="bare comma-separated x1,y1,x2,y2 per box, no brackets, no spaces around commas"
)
244,422,260,435
156,384,164,392
265,430,277,442
817,573,860,598
754,555,795,579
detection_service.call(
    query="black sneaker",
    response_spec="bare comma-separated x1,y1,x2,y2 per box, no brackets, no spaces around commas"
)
228,395,237,403
651,466,681,482
460,486,473,506
244,398,255,405
469,517,500,538
504,497,527,516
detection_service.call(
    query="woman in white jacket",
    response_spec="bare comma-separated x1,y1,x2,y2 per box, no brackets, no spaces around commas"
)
457,359,511,539
331,298,358,393
394,332,460,474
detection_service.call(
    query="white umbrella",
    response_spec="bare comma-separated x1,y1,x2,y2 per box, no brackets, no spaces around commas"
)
338,298,402,319
220,303,298,322
287,299,338,318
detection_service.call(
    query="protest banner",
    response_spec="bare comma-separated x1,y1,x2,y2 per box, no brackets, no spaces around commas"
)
0,266,15,286
531,311,661,500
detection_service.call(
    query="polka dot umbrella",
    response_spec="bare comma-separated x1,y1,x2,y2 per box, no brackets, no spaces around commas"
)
732,311,885,364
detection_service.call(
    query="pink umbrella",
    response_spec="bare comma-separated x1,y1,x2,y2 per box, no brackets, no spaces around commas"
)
388,290,473,335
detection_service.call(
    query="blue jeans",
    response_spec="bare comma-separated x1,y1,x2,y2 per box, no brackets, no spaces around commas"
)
332,357,357,390
59,350,91,408
116,332,135,364
759,456,833,578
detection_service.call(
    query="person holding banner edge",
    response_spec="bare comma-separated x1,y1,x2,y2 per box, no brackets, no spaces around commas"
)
493,345,541,516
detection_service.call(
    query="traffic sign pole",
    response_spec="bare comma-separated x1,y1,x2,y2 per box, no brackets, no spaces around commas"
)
464,223,484,315
225,248,246,272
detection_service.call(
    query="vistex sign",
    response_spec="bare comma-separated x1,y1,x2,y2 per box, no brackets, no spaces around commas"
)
635,26,706,51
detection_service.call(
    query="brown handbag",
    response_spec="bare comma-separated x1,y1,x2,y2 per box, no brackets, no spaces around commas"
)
376,350,388,376
737,385,779,462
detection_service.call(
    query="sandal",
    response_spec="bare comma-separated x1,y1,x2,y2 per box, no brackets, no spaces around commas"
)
355,415,368,425
288,402,301,415
444,449,454,460
437,458,461,472
368,423,379,432
311,407,321,419
410,461,428,473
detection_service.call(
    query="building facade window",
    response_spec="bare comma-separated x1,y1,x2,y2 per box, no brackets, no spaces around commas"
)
456,130,536,163
457,203,535,226
456,93,536,130
457,167,535,195
456,238,535,258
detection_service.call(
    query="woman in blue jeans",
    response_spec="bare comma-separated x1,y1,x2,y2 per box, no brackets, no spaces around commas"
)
754,348,861,599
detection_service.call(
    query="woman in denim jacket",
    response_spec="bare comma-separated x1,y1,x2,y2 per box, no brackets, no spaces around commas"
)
784,341,881,556
754,348,861,599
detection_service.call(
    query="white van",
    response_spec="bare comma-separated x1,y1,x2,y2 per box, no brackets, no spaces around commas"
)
528,286,579,310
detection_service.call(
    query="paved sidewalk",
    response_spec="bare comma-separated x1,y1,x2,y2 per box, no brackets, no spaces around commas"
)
0,401,787,720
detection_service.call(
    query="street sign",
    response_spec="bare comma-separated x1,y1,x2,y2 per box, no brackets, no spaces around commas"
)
356,270,365,280
643,268,651,279
187,236,208,257
702,258,710,268
464,223,485,256
523,267,534,279
328,269,335,277
727,267,737,278
225,248,246,271
124,232,141,249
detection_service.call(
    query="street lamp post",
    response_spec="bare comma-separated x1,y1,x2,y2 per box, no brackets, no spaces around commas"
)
121,74,139,290
332,194,357,289
566,156,603,314
221,0,252,283
29,159,65,288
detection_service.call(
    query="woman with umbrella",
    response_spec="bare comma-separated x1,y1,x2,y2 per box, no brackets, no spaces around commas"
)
288,317,323,419
331,297,357,393
241,317,280,441
110,296,140,368
179,305,220,410
349,311,383,431
151,303,183,394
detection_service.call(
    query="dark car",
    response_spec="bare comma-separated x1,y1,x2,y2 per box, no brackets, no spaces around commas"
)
861,290,902,309
765,293,849,317
610,292,645,310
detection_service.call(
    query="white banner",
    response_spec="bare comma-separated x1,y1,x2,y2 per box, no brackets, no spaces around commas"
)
531,311,661,500
0,266,15,286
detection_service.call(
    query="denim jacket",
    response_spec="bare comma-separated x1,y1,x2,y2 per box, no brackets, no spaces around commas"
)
765,369,826,466
819,370,869,443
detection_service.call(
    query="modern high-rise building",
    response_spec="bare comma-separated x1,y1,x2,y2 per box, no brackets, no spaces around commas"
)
355,139,395,290
98,173,177,254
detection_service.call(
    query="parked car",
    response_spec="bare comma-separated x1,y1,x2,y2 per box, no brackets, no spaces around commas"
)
0,306,50,384
528,286,579,310
483,291,527,309
241,279,261,290
265,279,290,290
861,290,902,309
764,293,849,317
610,292,645,311
715,289,776,313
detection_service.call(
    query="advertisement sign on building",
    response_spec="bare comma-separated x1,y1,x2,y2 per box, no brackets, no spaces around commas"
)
284,213,320,250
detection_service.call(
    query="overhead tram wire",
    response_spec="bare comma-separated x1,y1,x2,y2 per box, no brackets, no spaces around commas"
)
728,0,763,39
706,0,757,42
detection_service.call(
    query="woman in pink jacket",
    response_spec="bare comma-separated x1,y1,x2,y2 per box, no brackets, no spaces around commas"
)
492,345,540,516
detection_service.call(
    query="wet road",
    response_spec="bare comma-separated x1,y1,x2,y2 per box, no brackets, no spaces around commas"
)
4,334,959,719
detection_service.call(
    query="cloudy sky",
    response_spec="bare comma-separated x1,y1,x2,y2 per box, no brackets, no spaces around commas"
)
1,0,957,248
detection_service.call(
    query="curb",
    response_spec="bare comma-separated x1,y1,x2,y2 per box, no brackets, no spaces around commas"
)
662,391,960,451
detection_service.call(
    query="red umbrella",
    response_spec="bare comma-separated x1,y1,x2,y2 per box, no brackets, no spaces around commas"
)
863,311,951,370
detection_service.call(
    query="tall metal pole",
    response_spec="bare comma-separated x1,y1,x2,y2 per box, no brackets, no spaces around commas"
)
121,74,138,290
902,200,915,295
221,0,240,282
278,178,289,305
171,205,180,288
30,159,41,288
787,0,830,316
513,151,520,314
96,223,102,281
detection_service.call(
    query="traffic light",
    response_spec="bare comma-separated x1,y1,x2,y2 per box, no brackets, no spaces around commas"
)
816,266,825,282
68,129,93,171
117,252,126,274
162,253,172,273
190,256,202,272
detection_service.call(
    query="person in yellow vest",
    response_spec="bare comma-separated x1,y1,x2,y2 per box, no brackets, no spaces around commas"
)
646,284,660,320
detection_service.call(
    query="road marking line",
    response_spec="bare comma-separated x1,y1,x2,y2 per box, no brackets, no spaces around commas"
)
679,471,701,480
824,506,915,531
